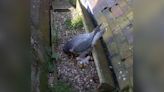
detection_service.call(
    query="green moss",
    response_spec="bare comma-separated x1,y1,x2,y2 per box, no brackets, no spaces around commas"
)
65,16,83,30
49,81,73,92
47,60,54,73
40,62,49,92
52,26,59,45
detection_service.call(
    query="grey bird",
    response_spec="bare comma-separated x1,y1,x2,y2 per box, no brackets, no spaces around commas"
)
63,24,104,57
63,24,101,54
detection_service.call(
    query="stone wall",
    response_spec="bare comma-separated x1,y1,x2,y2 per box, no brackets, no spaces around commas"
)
0,0,30,92
31,0,51,92
80,0,133,91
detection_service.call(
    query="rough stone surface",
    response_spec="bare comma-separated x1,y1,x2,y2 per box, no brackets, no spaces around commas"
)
82,0,133,90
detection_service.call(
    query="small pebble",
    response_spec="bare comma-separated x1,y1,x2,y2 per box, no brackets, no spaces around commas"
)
118,76,121,79
123,77,126,81
119,71,123,74
109,66,113,69
122,74,125,77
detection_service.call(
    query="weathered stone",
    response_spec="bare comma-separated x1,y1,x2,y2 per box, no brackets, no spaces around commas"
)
79,0,133,91
122,26,133,45
119,43,132,59
118,0,129,14
111,56,130,90
111,5,124,18
127,11,133,22
31,0,50,92
52,0,73,10
109,41,119,56
120,18,130,29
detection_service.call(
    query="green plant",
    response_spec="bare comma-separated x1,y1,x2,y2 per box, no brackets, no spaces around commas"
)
51,52,59,60
47,60,54,73
65,16,83,30
52,27,59,45
49,81,73,92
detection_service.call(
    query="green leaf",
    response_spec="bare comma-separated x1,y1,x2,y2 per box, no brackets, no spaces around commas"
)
51,52,59,60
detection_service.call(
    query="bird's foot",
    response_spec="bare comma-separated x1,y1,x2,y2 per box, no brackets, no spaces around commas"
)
76,56,90,68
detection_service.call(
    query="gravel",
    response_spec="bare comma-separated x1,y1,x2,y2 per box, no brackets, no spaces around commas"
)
52,8,99,92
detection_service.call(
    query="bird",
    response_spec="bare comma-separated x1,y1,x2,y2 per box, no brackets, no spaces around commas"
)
63,24,106,64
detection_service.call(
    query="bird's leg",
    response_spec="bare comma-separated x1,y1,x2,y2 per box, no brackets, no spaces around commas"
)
76,48,92,60
76,48,92,66
78,56,91,65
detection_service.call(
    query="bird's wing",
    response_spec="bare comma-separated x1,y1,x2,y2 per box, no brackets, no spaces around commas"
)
70,24,103,53
92,29,106,46
72,37,92,53
70,34,91,52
